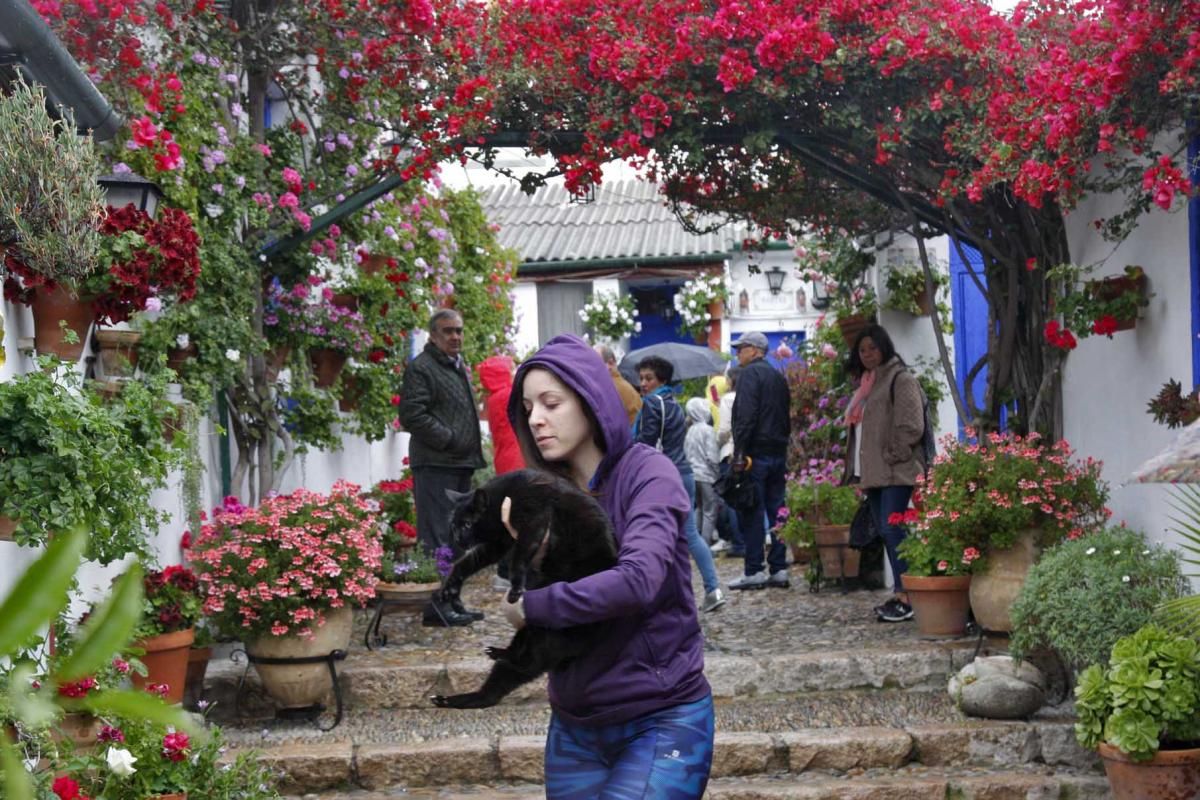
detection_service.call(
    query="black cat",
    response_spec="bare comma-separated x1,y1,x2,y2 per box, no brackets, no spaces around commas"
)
431,468,618,709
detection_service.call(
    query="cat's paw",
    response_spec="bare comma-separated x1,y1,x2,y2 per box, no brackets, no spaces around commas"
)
505,588,524,604
485,646,510,661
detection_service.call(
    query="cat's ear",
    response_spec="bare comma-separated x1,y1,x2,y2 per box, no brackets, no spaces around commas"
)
445,488,473,506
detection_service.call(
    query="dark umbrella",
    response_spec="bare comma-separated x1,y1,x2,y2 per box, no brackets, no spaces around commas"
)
618,341,730,384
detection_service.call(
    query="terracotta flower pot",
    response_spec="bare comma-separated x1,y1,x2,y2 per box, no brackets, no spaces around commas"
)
54,711,100,751
131,627,195,704
248,607,353,709
338,375,363,412
968,529,1040,633
30,285,94,361
184,646,212,709
309,347,348,388
836,314,871,348
903,574,972,637
94,328,142,378
361,253,389,276
166,343,199,373
1093,274,1147,332
0,515,16,541
814,524,860,578
265,344,291,382
1098,741,1200,800
330,292,360,311
914,286,934,316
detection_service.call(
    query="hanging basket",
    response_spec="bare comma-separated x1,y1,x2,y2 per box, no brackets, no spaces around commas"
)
914,287,935,317
309,347,348,388
1093,273,1148,332
338,375,363,412
30,285,94,361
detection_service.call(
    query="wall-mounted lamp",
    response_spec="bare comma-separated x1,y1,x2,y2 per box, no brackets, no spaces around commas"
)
98,172,164,218
810,279,832,310
765,266,787,295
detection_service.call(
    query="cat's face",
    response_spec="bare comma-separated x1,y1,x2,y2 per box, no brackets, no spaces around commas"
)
446,488,491,549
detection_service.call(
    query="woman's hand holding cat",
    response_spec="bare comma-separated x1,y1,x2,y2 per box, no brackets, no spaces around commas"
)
501,496,550,568
502,595,525,630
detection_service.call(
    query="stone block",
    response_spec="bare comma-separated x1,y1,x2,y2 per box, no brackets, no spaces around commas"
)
1034,722,1101,770
710,732,775,777
907,722,1039,766
344,663,444,709
355,738,494,788
246,741,353,794
498,735,545,782
781,727,912,771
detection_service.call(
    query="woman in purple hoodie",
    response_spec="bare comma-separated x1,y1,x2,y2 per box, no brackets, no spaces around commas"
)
502,334,713,799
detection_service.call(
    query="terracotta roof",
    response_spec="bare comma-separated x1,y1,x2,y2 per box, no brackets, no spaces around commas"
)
477,179,742,265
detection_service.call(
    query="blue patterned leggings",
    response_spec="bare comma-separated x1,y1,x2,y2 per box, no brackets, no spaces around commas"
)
544,694,714,799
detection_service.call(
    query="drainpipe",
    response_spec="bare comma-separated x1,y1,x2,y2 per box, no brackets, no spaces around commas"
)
0,0,122,141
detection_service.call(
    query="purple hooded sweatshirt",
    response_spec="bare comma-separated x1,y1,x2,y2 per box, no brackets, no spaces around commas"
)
508,334,710,727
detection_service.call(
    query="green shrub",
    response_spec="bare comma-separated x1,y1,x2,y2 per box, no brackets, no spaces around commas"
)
1010,526,1189,674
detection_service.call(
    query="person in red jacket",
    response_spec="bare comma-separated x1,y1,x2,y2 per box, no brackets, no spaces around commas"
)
478,355,525,475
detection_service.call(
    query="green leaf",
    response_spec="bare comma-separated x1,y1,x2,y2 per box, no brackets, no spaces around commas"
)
0,731,32,800
83,689,204,738
0,526,86,656
56,563,143,681
6,663,58,728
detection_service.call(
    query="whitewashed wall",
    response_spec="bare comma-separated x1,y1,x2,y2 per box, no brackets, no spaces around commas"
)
1063,188,1194,552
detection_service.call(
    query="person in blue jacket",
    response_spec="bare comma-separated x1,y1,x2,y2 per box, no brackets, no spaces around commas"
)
501,334,713,799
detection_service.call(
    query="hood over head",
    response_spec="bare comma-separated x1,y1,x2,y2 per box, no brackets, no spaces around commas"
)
508,334,631,482
477,355,515,393
685,397,711,425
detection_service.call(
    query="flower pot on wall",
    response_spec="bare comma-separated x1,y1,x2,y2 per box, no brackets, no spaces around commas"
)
1094,274,1147,332
248,607,352,708
131,627,195,704
705,300,724,350
338,375,363,413
836,314,871,348
1098,742,1200,800
166,343,198,373
0,516,16,541
361,253,389,276
309,347,348,388
968,529,1040,633
30,285,93,361
94,328,142,378
265,345,291,382
914,287,935,317
903,574,972,637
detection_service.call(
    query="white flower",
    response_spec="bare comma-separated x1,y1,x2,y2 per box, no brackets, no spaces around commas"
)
1112,549,1121,555
205,203,224,218
106,746,138,776
1122,575,1131,583
1142,549,1151,555
1085,547,1096,555
224,348,241,362
175,333,191,349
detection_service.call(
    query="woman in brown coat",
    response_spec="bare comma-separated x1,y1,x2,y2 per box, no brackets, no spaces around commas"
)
843,325,926,623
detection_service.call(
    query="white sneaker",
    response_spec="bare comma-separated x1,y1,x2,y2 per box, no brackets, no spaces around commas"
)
767,569,790,589
702,588,727,612
727,571,768,591
710,540,730,554
492,575,512,592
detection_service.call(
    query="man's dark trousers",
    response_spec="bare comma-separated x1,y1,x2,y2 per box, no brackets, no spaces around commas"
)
735,453,788,576
413,465,474,555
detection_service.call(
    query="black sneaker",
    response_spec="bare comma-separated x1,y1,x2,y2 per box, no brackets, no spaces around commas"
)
878,600,914,623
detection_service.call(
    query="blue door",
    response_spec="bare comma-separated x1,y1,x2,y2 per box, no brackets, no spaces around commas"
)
949,243,993,434
629,285,692,349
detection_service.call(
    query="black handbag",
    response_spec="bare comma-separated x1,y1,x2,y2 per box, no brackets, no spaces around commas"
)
714,470,757,511
848,499,879,549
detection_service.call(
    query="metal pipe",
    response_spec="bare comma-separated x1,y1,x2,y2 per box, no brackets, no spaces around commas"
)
0,0,122,141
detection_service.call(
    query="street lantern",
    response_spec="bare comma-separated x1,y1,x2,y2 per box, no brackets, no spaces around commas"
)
765,266,787,295
98,172,164,218
810,279,832,310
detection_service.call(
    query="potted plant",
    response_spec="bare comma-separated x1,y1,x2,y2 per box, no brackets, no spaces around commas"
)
913,430,1111,632
895,508,981,637
830,284,878,347
187,483,382,708
0,365,184,565
883,263,949,321
128,566,204,705
379,546,451,602
794,233,876,346
1010,527,1189,680
673,273,728,344
1047,263,1151,340
1075,624,1200,798
0,77,105,360
1147,378,1200,430
577,291,641,343
263,277,373,388
365,473,419,584
785,462,861,581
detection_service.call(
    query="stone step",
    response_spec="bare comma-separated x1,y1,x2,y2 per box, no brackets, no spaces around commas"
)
282,764,1110,799
241,719,1098,795
204,641,978,719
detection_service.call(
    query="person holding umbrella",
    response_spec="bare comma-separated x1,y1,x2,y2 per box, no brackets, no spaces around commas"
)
634,355,726,613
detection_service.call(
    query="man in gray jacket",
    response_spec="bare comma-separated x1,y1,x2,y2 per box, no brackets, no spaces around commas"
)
399,308,486,626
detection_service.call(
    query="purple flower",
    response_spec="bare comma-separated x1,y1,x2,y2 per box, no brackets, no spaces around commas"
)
112,162,132,175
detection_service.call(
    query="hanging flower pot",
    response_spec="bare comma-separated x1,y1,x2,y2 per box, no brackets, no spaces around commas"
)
131,627,195,704
1093,271,1148,332
247,607,353,708
30,285,94,361
94,328,142,379
0,515,16,541
914,287,935,317
338,375,363,412
330,292,360,311
903,574,972,637
265,344,291,383
361,253,389,276
166,343,198,373
309,347,348,388
836,314,871,348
